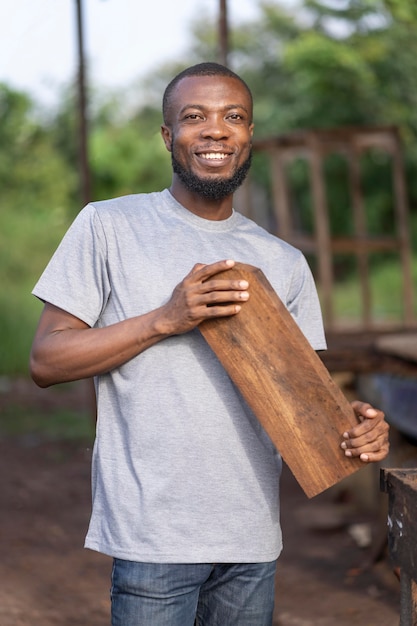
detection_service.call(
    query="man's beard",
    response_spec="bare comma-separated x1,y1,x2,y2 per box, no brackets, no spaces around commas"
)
171,148,252,201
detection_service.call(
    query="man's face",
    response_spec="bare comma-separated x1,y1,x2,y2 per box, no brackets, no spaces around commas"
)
161,75,254,201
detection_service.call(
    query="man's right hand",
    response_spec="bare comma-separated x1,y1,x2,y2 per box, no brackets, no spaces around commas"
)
157,259,250,336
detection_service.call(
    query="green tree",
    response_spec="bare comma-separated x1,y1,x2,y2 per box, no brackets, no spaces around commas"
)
89,103,171,200
0,84,76,279
0,84,77,374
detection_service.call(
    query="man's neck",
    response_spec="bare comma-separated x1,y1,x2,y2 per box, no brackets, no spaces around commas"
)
169,180,234,221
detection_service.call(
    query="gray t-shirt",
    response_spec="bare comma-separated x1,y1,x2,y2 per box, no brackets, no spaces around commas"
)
33,189,326,563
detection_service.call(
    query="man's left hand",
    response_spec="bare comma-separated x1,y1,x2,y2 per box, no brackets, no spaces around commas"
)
341,401,390,463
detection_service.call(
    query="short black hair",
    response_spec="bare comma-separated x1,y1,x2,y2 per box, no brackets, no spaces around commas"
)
162,62,253,125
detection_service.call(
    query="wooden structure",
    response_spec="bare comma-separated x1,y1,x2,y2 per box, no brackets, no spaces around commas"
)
238,126,416,342
200,263,363,498
381,468,417,625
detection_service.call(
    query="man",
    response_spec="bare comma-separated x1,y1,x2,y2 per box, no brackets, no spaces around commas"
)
30,63,389,626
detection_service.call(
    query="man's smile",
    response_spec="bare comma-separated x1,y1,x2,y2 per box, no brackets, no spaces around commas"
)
194,148,235,168
199,152,230,160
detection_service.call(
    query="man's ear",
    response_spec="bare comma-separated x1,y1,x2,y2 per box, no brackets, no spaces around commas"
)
161,125,172,152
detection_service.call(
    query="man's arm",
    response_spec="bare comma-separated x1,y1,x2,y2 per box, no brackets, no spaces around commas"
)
30,259,249,388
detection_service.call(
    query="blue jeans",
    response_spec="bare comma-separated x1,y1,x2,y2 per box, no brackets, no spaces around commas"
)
111,559,277,625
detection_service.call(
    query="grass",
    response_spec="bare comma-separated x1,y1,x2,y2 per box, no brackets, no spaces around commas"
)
331,255,417,326
0,403,94,443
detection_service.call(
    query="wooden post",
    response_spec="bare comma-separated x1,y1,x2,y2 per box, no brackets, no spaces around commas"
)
75,0,91,206
218,0,229,67
391,129,414,325
348,145,372,327
381,468,417,625
270,150,292,240
307,135,334,328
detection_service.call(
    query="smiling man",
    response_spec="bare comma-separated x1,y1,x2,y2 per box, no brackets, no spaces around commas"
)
30,63,389,626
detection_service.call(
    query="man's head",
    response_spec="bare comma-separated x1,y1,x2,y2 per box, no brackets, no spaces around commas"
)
161,63,254,204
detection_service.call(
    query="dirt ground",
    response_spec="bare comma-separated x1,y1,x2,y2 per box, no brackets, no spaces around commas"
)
0,378,402,626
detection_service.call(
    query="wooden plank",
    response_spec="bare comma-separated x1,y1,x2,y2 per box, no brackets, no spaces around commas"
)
199,262,363,498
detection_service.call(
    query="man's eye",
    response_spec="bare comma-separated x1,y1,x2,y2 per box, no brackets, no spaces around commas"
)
228,114,243,121
185,114,202,120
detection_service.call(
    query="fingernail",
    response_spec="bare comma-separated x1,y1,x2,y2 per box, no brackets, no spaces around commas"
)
360,453,369,462
345,450,352,457
341,441,347,450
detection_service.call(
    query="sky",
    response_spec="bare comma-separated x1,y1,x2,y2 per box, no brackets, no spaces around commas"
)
0,0,261,107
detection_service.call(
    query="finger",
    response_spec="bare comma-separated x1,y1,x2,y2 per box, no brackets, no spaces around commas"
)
190,259,236,281
202,280,250,297
343,440,390,463
203,288,249,305
177,285,249,323
341,429,388,452
200,302,245,318
186,261,251,304
190,262,208,274
343,415,389,443
341,424,390,462
350,400,382,421
192,287,249,321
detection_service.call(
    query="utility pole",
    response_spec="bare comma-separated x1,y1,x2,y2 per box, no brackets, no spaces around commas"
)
75,0,96,422
75,0,91,205
218,0,229,67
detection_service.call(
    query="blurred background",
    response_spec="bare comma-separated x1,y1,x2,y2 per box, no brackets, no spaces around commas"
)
1,2,417,624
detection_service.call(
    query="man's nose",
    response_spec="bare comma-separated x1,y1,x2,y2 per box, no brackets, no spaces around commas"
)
200,115,230,139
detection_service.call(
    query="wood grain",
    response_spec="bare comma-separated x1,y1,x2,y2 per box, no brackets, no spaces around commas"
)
199,262,363,498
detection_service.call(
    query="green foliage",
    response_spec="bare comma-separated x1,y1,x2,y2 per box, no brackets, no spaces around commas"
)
0,85,76,376
380,0,417,23
90,111,171,200
0,85,76,211
282,33,377,126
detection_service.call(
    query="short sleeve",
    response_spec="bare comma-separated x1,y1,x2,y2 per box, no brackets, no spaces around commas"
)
32,204,110,327
286,254,327,351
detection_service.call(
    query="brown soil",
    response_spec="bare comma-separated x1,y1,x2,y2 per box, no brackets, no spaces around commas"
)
0,378,400,625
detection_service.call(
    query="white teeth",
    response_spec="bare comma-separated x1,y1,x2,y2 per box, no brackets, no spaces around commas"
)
200,153,228,160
